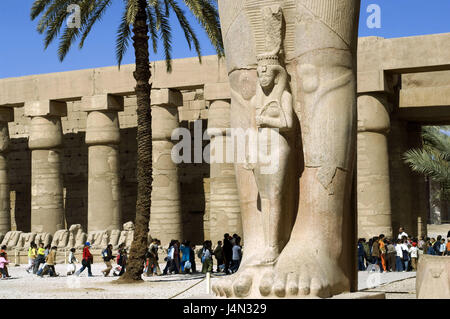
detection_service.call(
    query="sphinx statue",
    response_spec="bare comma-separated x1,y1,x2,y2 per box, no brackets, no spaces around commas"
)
51,229,70,248
214,0,359,298
67,224,86,249
1,231,22,248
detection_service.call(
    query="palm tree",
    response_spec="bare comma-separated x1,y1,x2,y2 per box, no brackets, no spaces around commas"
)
403,126,450,200
31,0,224,282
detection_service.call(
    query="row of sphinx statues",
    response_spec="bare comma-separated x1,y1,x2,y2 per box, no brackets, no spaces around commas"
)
0,222,136,251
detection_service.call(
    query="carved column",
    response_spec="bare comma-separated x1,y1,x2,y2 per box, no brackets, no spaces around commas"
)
149,89,182,245
357,94,393,238
25,100,67,234
0,108,13,235
205,83,242,245
81,94,123,232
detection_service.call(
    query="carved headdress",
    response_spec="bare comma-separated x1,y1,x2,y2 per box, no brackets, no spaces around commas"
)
256,5,283,68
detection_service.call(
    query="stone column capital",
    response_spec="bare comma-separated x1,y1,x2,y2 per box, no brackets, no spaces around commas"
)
24,100,67,118
150,88,183,107
80,94,124,112
204,83,231,102
357,93,391,135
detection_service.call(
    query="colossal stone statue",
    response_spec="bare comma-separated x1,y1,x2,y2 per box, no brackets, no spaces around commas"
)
214,0,360,298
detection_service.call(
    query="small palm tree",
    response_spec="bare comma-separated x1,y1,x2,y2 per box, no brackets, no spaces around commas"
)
31,0,224,282
403,126,450,200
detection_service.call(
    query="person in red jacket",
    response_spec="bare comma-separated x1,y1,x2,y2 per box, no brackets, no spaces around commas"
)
75,242,93,277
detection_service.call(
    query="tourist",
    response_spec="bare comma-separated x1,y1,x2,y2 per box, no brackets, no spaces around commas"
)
116,243,127,276
189,243,197,273
213,241,224,272
201,241,213,274
180,240,191,274
26,242,37,274
361,238,371,268
67,248,78,276
173,240,181,274
426,242,436,255
439,238,446,256
379,234,387,273
38,246,58,277
145,239,160,276
398,227,408,240
0,252,10,279
401,239,410,272
33,243,45,274
386,239,396,272
371,237,381,272
446,238,450,256
75,242,93,277
357,239,365,271
433,235,442,255
395,239,404,272
409,242,419,271
223,234,233,275
230,237,242,273
101,244,114,277
163,240,175,275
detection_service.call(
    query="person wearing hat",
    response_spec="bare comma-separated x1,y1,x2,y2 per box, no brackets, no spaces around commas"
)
409,242,419,271
75,242,93,277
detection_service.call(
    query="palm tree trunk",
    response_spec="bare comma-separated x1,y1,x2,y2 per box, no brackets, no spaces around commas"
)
118,0,152,282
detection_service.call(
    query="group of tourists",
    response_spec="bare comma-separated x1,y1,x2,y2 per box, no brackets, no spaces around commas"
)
0,241,129,279
157,233,243,276
358,227,450,273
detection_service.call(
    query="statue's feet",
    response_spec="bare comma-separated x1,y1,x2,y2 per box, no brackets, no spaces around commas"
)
212,262,275,298
262,247,279,264
264,241,349,298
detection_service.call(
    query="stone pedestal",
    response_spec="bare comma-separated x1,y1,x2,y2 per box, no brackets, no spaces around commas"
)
81,94,124,232
417,254,450,299
25,100,66,234
0,108,13,235
206,96,242,244
149,89,183,245
357,94,392,238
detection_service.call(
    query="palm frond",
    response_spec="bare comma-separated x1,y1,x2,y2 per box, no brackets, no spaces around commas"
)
154,0,172,72
167,0,202,62
78,0,113,49
403,148,450,182
116,4,132,67
146,5,159,54
183,0,224,57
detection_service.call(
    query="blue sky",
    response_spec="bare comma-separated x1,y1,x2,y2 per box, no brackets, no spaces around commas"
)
1,0,449,79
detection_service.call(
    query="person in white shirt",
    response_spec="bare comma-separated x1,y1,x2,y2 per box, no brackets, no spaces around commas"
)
397,227,408,240
400,240,410,271
230,238,242,273
395,240,404,272
439,238,446,256
409,242,419,271
66,248,78,276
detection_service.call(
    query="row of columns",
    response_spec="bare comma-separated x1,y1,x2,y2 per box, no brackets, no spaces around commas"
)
0,87,243,247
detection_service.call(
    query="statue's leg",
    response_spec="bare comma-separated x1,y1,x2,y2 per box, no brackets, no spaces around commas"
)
212,68,267,297
254,133,294,264
265,1,359,298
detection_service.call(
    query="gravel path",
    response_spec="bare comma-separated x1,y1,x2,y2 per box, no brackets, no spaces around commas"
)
1,263,417,299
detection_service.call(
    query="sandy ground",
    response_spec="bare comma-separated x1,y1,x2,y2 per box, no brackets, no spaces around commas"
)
0,262,421,299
